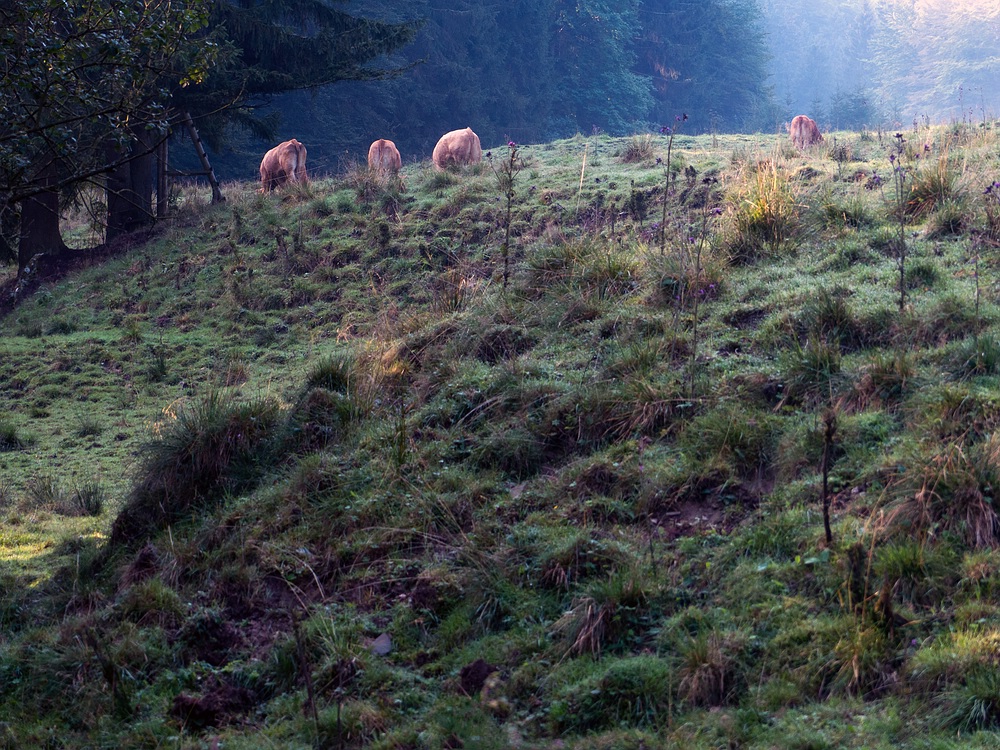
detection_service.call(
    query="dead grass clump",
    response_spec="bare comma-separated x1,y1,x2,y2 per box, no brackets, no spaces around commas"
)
618,134,655,163
849,350,914,411
552,567,650,656
677,630,749,707
885,437,1000,549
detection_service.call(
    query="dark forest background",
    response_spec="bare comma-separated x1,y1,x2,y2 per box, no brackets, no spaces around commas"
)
199,0,777,179
192,0,1000,181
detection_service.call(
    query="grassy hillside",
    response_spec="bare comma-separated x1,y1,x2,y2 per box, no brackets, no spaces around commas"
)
3,124,1000,749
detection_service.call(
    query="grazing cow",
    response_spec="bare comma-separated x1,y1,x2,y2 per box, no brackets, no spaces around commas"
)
432,127,482,171
788,115,823,149
368,139,402,174
259,139,308,192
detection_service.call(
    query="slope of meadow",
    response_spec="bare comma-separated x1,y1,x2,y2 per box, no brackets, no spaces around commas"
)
2,125,1000,749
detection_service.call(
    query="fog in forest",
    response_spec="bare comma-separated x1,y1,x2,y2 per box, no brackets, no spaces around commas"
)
762,0,1000,128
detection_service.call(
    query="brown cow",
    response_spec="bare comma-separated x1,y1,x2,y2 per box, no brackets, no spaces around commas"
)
259,139,308,192
432,127,482,171
368,139,402,174
788,115,823,149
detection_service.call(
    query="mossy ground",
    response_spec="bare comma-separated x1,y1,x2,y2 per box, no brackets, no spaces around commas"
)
3,124,1000,748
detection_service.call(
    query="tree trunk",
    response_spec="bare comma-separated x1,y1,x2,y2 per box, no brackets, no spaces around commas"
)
157,137,169,218
0,199,17,265
106,129,157,243
105,145,132,243
18,162,67,274
131,129,156,229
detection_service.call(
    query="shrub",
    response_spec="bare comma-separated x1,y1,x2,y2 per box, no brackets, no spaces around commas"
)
118,578,184,626
934,669,1000,732
342,162,403,209
70,480,107,517
910,628,1000,731
680,402,779,480
645,244,725,309
904,258,940,290
736,508,809,560
297,351,376,426
905,293,980,346
75,414,103,438
850,350,914,409
909,383,1000,441
0,477,14,509
828,621,894,697
472,425,545,480
110,391,283,545
23,474,67,510
552,566,650,657
525,238,639,301
676,629,749,707
537,530,628,590
797,287,862,351
817,193,875,230
958,549,1000,600
926,198,969,238
873,538,955,606
285,388,355,453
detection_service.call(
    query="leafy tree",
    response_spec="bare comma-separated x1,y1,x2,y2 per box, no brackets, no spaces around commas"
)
1,0,418,275
0,0,216,272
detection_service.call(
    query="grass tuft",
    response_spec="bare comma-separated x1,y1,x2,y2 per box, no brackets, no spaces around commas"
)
886,436,1000,549
618,134,655,164
110,390,283,545
723,159,800,263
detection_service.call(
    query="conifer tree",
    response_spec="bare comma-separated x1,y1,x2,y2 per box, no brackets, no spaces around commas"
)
176,0,420,150
636,0,773,132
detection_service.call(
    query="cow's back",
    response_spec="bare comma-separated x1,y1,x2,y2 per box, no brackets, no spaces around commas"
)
260,139,307,192
432,127,482,171
369,139,402,173
789,115,822,149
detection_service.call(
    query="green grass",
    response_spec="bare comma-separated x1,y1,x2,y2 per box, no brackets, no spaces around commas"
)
2,124,1000,748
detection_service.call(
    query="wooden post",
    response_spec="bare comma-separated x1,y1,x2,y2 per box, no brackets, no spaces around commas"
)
182,111,225,204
